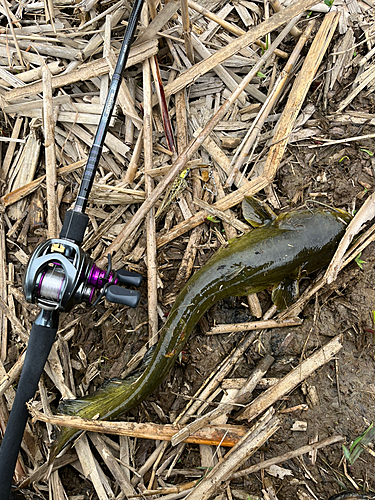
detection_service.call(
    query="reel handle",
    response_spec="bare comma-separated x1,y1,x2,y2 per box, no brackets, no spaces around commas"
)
105,285,141,308
116,269,143,288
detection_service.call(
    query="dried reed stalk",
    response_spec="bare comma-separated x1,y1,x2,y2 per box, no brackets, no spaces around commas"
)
150,55,175,152
226,20,315,187
191,33,247,105
75,435,111,500
180,0,194,63
172,91,204,287
230,434,344,479
0,296,28,343
326,192,375,283
269,0,301,37
337,63,375,112
1,160,86,208
187,0,288,59
107,51,142,129
89,433,137,498
0,352,26,397
0,220,7,361
171,355,274,446
185,409,280,500
5,40,158,101
174,331,260,427
135,0,180,45
161,0,319,100
123,127,143,185
143,5,159,344
42,65,58,238
30,408,248,447
1,117,23,179
208,317,303,334
0,0,24,65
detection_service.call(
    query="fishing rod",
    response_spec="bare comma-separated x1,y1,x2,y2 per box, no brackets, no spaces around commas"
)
0,0,145,496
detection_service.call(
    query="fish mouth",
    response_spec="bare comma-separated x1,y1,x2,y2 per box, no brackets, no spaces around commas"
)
333,207,353,224
305,200,353,220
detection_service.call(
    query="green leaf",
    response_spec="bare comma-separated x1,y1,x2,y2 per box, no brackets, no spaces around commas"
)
324,0,334,6
342,444,351,462
339,156,349,163
344,423,375,465
355,252,367,270
206,215,220,223
359,148,374,156
257,71,266,78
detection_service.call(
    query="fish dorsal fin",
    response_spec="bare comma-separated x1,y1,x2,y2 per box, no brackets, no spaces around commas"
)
242,196,276,227
271,278,299,310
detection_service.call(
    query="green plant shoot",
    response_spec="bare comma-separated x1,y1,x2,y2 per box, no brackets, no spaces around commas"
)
355,252,367,270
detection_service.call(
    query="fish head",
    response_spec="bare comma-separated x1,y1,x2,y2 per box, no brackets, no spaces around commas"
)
329,207,353,226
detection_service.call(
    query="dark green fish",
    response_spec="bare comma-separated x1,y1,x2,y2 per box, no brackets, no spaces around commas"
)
52,198,351,457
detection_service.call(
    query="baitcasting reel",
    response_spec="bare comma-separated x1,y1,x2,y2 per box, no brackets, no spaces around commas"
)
0,233,143,498
23,238,143,314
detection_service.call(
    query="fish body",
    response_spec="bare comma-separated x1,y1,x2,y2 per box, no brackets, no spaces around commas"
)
53,207,351,456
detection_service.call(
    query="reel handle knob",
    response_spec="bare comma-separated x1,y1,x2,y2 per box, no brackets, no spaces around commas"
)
116,269,143,288
105,285,141,308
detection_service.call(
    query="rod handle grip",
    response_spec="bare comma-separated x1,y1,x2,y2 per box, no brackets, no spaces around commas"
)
0,321,57,499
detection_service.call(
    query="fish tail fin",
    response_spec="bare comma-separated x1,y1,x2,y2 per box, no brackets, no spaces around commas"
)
50,348,156,460
50,378,133,460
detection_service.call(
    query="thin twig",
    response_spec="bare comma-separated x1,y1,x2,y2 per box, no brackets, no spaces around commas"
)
143,4,159,344
42,65,58,238
208,317,303,334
